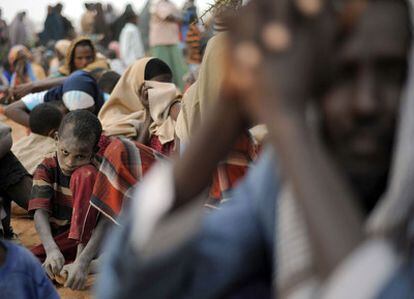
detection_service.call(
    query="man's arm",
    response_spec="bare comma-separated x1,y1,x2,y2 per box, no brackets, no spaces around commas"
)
173,92,245,210
4,100,30,127
11,77,66,100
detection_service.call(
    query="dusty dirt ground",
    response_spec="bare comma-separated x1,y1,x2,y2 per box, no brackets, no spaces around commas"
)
1,110,94,298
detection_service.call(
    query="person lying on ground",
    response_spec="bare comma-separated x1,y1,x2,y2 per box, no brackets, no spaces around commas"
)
4,37,109,103
5,69,105,128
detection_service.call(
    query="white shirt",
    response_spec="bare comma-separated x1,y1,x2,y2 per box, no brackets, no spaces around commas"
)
119,23,145,68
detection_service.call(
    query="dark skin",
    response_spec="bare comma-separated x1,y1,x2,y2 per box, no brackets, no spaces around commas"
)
5,44,94,103
34,128,98,287
320,1,410,213
0,128,12,159
170,0,409,285
72,45,94,72
0,127,32,234
60,216,110,290
6,77,66,104
59,71,179,289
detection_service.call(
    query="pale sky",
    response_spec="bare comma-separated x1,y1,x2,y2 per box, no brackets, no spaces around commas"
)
0,0,212,32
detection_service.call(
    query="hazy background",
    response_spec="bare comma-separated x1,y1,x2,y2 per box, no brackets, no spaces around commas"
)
0,0,212,31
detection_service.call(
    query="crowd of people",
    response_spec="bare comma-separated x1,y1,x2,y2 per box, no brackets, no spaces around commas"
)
0,0,414,298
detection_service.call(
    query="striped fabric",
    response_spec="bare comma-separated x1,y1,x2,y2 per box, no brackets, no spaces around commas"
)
207,132,258,208
90,137,166,224
28,156,73,232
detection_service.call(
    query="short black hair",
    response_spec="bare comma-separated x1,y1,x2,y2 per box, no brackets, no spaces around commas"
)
98,71,121,94
58,110,102,148
145,58,172,80
30,103,63,136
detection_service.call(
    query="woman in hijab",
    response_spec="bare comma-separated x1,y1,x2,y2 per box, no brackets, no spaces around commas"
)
48,39,71,77
92,57,181,224
5,37,109,103
57,36,103,77
7,45,46,88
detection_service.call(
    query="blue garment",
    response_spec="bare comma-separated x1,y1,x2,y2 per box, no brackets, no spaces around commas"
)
0,240,59,299
96,148,278,299
44,70,104,112
95,146,414,298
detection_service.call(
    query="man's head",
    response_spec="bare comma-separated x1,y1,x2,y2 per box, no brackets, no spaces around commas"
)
55,3,63,14
30,103,64,137
71,40,95,71
56,110,102,176
319,0,411,211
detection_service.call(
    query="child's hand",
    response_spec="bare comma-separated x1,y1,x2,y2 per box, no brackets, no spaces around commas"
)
43,249,65,279
61,262,89,290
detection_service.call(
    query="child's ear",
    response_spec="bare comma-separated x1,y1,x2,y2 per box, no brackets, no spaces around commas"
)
54,131,59,142
48,129,57,139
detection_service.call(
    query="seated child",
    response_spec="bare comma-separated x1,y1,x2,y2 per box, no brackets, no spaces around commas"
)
12,103,64,175
29,103,65,138
0,198,59,299
0,121,32,239
97,70,121,102
28,110,102,280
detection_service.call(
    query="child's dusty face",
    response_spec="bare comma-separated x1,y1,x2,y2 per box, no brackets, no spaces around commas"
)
56,133,95,176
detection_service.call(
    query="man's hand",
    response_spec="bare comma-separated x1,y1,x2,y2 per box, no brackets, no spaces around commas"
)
61,261,89,290
225,0,335,125
43,248,65,279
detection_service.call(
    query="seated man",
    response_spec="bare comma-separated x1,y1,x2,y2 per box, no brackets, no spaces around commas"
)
0,121,32,239
28,110,102,284
0,199,59,299
95,0,414,298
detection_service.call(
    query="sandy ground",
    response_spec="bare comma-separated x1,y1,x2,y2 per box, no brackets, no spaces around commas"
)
1,110,94,298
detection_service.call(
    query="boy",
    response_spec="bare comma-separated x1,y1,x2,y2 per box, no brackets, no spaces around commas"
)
12,103,65,175
29,103,65,138
97,70,121,102
29,110,102,282
0,198,59,299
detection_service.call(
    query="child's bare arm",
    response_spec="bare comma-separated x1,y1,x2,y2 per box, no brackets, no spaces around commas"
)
62,216,111,290
34,209,65,278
